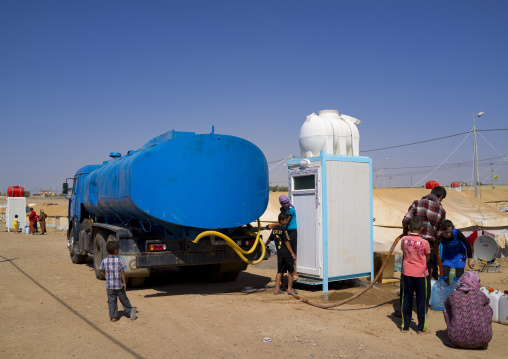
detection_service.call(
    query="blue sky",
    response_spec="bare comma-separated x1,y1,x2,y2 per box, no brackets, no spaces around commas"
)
1,1,507,193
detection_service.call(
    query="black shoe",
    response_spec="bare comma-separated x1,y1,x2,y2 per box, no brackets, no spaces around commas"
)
392,310,402,317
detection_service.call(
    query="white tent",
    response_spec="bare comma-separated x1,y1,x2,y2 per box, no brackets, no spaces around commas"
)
374,188,508,255
257,189,508,256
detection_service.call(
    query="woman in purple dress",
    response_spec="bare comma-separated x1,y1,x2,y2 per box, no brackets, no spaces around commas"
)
443,271,492,349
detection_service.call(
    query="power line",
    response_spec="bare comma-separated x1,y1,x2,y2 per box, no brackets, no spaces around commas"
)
268,155,292,164
361,128,508,153
373,155,508,171
387,166,505,179
361,132,470,153
376,162,507,178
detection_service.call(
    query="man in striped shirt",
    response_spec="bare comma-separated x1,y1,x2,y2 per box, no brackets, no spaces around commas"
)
99,241,137,322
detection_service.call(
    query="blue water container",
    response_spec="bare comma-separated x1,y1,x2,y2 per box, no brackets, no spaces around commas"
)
446,277,459,300
431,276,449,311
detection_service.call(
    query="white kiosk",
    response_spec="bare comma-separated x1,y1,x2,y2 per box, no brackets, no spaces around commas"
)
289,110,373,292
6,197,27,232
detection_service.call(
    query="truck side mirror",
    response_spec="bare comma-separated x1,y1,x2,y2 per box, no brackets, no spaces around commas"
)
62,183,68,196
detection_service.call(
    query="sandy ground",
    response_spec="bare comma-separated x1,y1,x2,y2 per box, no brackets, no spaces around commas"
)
1,226,508,359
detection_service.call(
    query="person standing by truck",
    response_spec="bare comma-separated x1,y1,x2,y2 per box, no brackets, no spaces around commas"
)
265,212,299,295
38,209,47,235
99,241,137,322
266,195,298,255
279,195,298,256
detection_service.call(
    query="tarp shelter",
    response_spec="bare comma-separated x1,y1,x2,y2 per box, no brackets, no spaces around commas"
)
461,187,508,205
257,190,508,257
373,188,508,256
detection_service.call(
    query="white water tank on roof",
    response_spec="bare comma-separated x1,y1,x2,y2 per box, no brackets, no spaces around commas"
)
299,109,361,158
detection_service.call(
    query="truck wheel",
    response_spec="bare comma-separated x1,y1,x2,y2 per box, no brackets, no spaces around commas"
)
69,227,87,264
93,231,107,280
222,271,241,281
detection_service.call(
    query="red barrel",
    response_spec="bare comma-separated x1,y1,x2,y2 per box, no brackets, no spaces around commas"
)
425,181,440,189
7,186,24,197
451,182,460,188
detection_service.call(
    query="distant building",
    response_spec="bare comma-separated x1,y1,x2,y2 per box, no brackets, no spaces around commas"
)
33,190,57,197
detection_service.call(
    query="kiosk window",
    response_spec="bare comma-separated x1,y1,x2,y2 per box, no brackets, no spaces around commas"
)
294,175,315,190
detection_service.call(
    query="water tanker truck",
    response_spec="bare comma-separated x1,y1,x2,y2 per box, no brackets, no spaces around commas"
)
63,129,269,286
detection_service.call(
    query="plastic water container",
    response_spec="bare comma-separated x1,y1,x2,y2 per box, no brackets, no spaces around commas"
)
448,268,456,284
431,276,449,311
446,277,458,299
480,287,489,295
487,288,501,322
500,290,508,325
430,278,437,289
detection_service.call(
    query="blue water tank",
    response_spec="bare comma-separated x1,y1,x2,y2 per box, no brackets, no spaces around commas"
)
82,130,269,229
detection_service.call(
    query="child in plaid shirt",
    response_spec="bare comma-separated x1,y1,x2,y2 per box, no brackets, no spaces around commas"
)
99,241,137,322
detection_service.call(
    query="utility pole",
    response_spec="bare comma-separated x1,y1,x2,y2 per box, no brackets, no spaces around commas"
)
472,112,484,198
383,158,388,188
490,162,494,189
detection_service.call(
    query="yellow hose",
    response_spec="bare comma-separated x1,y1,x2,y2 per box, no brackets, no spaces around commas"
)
193,219,266,265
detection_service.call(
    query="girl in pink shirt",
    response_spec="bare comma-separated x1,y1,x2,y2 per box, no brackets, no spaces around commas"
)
401,216,430,334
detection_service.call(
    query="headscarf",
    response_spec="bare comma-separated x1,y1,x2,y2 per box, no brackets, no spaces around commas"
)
455,271,481,292
279,195,293,211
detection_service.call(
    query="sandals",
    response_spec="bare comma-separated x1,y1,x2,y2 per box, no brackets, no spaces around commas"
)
287,290,298,295
274,291,285,295
111,318,118,322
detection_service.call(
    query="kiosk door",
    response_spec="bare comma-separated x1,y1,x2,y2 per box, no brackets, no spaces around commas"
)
291,172,320,276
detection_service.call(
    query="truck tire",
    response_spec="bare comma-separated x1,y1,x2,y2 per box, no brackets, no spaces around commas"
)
93,231,107,280
69,227,87,264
